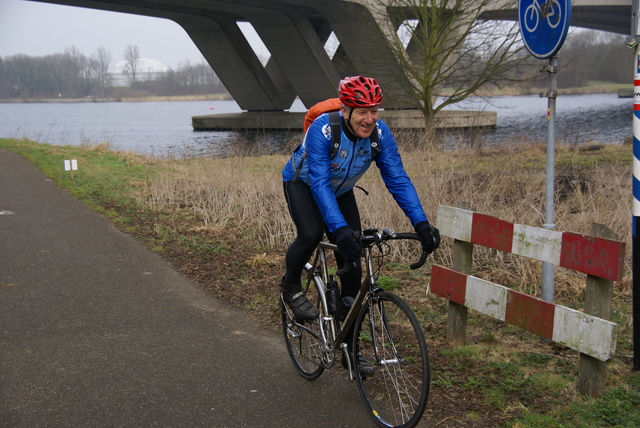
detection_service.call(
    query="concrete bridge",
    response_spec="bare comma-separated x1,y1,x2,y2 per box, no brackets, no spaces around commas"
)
29,0,634,129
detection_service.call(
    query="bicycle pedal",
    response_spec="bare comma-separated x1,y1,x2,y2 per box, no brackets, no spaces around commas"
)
285,326,300,339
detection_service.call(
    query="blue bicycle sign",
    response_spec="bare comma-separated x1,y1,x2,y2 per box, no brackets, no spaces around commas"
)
523,0,562,32
519,0,571,59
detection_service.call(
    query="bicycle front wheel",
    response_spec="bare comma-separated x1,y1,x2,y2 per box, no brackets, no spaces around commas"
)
280,289,325,380
354,291,430,428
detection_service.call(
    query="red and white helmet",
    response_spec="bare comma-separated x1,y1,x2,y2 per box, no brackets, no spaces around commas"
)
338,76,383,108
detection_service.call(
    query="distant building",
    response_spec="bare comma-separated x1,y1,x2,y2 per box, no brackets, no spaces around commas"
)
109,58,170,86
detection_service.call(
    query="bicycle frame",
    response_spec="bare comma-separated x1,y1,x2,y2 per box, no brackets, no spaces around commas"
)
301,242,373,364
301,229,422,372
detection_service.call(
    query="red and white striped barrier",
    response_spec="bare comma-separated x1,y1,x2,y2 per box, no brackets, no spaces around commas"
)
436,205,625,281
432,206,625,361
431,265,617,361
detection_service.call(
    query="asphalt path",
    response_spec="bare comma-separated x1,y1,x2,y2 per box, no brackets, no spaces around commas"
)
0,149,371,427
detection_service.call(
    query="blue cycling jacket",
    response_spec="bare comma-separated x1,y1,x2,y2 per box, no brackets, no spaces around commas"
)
282,112,428,233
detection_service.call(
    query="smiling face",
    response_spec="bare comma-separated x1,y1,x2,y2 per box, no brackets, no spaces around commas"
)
342,105,379,139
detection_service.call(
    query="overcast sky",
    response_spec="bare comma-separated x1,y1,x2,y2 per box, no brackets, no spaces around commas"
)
0,0,268,69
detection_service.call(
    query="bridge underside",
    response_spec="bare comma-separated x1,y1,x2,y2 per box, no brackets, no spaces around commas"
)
30,0,633,115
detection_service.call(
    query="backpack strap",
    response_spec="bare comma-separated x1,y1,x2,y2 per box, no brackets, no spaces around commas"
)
292,112,340,180
369,126,380,158
329,111,341,159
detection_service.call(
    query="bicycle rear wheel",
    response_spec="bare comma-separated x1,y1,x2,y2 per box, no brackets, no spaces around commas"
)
280,287,324,380
354,291,430,428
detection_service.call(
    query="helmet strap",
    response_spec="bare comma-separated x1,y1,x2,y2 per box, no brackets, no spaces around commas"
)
344,107,357,136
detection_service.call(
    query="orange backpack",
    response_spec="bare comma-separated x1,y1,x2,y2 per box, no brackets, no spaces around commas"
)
303,98,343,132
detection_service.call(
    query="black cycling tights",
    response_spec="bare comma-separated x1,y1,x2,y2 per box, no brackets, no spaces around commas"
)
282,180,362,298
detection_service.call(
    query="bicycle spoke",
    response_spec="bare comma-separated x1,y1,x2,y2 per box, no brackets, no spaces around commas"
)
355,292,429,428
290,320,323,365
281,289,325,380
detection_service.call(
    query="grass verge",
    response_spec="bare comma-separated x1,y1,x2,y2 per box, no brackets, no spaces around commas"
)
1,137,637,427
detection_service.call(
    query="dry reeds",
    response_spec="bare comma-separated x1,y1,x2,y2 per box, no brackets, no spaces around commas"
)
134,133,632,304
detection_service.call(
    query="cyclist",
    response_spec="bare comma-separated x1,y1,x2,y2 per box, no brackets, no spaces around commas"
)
280,75,440,322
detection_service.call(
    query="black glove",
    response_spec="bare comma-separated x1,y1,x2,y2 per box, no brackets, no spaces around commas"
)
333,226,361,263
415,221,440,255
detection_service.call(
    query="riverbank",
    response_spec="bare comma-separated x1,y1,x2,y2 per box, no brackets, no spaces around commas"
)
0,137,637,427
469,81,631,97
0,81,630,104
0,93,233,104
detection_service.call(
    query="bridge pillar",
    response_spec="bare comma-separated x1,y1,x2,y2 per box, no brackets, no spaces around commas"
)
248,10,342,108
176,14,297,111
179,0,421,111
322,1,418,109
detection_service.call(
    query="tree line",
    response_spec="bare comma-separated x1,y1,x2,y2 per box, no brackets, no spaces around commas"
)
0,44,227,100
556,29,631,88
481,27,632,91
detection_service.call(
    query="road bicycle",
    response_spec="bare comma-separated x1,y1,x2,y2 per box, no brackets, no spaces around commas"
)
280,227,431,428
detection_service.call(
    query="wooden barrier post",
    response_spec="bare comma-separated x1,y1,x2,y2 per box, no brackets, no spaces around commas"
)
577,223,618,398
447,202,473,345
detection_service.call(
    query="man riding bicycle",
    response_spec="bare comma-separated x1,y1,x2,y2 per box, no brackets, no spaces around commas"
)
280,75,440,324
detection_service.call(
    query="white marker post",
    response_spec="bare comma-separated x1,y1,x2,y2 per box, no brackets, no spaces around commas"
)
64,159,78,180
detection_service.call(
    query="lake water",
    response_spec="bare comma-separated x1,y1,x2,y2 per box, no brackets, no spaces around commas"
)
0,93,632,158
455,93,632,147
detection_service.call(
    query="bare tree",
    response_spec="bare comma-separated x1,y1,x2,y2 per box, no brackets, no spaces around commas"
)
59,46,89,97
90,46,112,97
123,44,141,87
378,0,528,142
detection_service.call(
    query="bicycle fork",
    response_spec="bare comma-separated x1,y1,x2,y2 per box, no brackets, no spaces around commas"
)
368,297,403,367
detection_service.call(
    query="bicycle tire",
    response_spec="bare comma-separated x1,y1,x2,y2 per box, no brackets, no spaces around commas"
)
354,291,430,428
280,290,325,380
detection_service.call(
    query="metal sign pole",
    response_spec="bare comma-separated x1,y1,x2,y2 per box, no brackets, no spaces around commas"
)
542,56,558,302
519,0,570,303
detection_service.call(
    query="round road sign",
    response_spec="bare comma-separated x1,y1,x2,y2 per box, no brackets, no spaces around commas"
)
519,0,571,59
